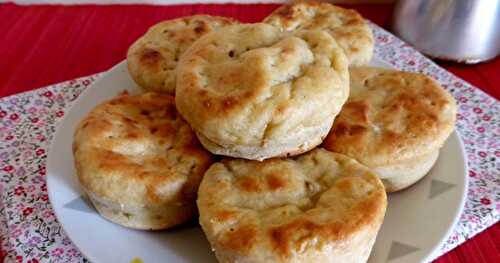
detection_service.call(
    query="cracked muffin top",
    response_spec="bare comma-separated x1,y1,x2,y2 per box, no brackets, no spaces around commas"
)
323,67,457,166
127,15,238,94
73,92,213,207
175,23,349,159
197,148,386,262
264,2,374,66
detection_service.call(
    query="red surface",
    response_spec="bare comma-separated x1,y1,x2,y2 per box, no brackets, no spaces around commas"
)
0,2,498,262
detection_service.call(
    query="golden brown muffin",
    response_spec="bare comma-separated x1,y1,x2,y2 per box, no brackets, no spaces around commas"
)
264,1,373,66
176,23,349,160
73,92,213,230
127,15,238,94
323,67,457,192
197,148,387,263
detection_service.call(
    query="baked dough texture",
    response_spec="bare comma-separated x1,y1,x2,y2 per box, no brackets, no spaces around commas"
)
264,2,374,66
197,148,387,263
323,67,457,192
127,15,237,94
175,23,349,160
73,92,213,230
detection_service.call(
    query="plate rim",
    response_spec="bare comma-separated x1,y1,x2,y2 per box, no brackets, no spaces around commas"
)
46,63,120,263
421,130,469,262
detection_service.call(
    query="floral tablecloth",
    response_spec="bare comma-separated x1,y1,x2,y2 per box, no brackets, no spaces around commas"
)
0,21,498,263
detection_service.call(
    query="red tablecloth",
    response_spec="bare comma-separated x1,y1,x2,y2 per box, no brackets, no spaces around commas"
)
0,3,498,263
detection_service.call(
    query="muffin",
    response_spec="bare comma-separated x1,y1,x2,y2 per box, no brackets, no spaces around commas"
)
127,15,238,94
197,148,387,263
73,92,213,230
323,67,457,192
175,23,349,160
264,1,373,66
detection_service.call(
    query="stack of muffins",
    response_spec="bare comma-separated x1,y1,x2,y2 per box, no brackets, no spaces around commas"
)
72,2,457,263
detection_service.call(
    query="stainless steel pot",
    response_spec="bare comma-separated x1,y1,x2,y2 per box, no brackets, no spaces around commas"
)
392,0,500,63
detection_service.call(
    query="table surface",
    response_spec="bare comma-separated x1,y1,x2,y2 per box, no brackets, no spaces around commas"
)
0,2,498,263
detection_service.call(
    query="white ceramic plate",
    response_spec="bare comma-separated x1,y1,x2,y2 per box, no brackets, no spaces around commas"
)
47,59,467,263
